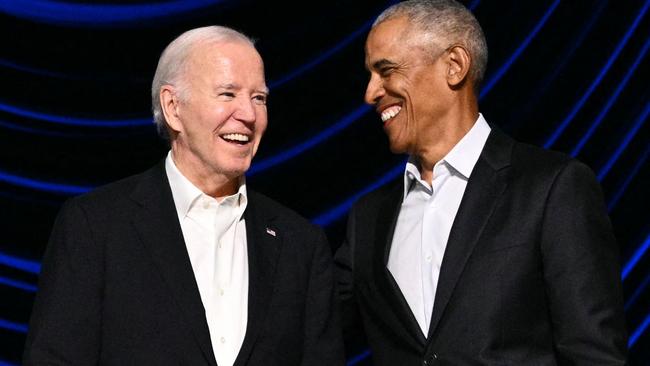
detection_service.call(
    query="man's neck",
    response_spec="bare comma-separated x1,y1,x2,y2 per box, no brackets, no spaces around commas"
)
170,149,239,200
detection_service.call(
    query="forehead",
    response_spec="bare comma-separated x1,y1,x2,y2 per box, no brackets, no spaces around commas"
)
365,17,416,62
186,41,265,83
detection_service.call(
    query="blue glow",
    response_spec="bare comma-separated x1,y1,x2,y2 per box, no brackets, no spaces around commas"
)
597,102,649,181
0,118,95,138
0,101,151,127
571,37,650,156
0,318,28,334
313,160,406,226
0,276,38,293
607,144,650,211
0,359,18,366
622,232,650,280
479,0,560,99
0,169,93,195
0,0,222,28
514,0,606,124
625,270,650,311
0,57,72,79
347,349,371,365
249,104,371,176
0,251,41,274
269,19,374,89
468,0,481,10
629,311,650,347
544,0,650,148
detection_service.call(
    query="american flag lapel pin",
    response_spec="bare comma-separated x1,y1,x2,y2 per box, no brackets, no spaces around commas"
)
266,227,276,237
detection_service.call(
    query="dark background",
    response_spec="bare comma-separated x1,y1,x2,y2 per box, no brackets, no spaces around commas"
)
0,0,648,365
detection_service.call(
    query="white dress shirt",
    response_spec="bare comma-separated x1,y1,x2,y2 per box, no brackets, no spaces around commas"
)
165,152,248,366
387,114,491,337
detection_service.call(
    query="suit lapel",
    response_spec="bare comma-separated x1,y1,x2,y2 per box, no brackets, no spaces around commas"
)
234,191,281,365
374,180,428,348
129,162,217,366
426,128,513,341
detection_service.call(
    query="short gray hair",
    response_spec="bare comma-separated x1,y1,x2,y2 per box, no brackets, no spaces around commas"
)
374,0,487,90
151,26,256,139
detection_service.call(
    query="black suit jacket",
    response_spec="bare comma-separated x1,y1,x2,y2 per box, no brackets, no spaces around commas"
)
335,128,627,365
24,161,344,366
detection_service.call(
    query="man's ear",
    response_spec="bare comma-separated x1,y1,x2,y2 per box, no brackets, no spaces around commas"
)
445,45,471,88
160,85,183,134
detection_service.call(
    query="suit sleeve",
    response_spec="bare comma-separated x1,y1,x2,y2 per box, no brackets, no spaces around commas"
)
300,226,345,366
540,160,628,364
333,205,366,356
23,198,103,365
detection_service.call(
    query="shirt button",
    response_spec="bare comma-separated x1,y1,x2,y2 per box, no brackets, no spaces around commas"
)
219,288,224,296
426,255,432,262
203,201,210,209
220,337,226,343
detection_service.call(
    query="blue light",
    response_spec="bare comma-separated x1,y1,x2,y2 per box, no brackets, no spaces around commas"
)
0,318,28,334
544,0,650,149
0,169,93,195
249,104,371,176
571,37,650,157
269,19,374,89
0,276,38,293
629,311,650,347
468,0,481,10
625,269,650,311
597,102,649,181
0,101,151,127
607,144,650,211
479,0,561,99
0,0,222,28
0,359,19,366
313,160,406,226
0,251,41,274
347,349,371,365
621,232,650,280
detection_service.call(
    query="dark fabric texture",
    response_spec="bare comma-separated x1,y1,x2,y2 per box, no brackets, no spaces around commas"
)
24,161,344,366
335,128,628,366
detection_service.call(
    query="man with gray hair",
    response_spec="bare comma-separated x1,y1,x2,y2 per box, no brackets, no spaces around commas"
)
24,25,344,366
335,1,627,364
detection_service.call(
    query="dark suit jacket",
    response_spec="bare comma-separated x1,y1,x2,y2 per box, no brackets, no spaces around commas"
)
24,161,344,366
335,128,627,365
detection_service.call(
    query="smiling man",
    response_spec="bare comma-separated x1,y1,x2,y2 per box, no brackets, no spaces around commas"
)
335,1,627,365
24,26,343,366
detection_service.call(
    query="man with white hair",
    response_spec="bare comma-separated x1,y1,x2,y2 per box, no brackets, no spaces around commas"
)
335,1,627,365
24,25,344,366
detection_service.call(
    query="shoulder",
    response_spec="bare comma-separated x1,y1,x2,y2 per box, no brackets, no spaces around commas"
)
63,166,156,214
509,139,597,185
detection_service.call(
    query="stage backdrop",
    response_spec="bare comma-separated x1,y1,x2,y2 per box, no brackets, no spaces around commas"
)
0,1,648,364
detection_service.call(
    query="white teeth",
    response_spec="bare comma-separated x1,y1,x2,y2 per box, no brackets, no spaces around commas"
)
222,133,250,142
381,106,402,122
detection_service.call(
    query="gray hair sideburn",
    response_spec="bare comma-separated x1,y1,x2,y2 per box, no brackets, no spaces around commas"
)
151,26,256,139
374,0,488,90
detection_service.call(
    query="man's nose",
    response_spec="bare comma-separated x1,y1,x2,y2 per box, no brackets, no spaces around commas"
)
364,74,385,105
233,98,256,123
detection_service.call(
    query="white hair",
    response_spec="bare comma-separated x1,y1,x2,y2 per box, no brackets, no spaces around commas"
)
151,26,256,139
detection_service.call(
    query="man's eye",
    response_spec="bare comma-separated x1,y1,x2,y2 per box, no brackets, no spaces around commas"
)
253,95,267,105
220,92,236,98
379,67,393,76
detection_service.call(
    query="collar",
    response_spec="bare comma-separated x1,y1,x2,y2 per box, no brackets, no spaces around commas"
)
402,113,491,198
164,151,248,220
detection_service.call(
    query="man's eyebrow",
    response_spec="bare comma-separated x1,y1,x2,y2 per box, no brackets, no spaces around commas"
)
215,83,238,90
371,59,396,70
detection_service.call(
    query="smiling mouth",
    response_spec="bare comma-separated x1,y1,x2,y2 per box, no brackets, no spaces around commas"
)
380,105,402,123
220,133,251,145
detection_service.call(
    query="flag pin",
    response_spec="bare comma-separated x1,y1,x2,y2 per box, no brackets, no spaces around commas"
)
266,228,276,237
